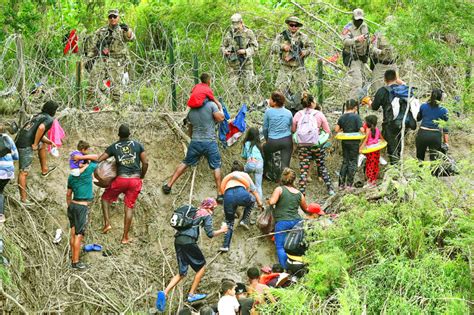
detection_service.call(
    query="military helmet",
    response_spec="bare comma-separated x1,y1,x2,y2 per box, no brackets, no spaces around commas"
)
231,13,242,23
285,16,303,26
108,9,119,17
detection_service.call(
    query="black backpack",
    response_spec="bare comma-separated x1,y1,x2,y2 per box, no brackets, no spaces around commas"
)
266,151,282,182
0,135,11,158
284,221,307,256
170,205,198,230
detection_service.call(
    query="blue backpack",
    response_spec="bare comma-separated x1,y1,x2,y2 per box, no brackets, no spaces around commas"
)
385,85,417,130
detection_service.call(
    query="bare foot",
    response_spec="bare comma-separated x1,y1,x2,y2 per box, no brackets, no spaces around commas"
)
102,225,112,234
121,238,133,244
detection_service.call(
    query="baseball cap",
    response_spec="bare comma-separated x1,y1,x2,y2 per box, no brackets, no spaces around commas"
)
118,124,130,138
307,203,325,215
235,282,247,294
108,9,119,17
353,8,364,20
231,13,242,23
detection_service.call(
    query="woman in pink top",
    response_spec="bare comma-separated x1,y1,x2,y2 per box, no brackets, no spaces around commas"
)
359,115,384,187
292,93,334,196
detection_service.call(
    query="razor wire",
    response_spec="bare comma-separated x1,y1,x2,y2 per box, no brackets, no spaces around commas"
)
0,3,466,115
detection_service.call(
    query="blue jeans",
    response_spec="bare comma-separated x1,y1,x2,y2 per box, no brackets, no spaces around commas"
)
183,141,221,170
274,219,302,269
244,160,263,200
222,186,255,248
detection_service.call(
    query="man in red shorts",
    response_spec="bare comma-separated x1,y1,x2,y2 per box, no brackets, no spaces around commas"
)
98,124,148,244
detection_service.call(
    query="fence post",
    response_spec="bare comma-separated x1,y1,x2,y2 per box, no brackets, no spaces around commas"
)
169,37,177,112
193,54,199,84
75,61,82,108
317,59,323,106
16,34,28,126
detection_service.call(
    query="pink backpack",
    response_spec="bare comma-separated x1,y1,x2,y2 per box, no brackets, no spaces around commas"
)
296,109,319,146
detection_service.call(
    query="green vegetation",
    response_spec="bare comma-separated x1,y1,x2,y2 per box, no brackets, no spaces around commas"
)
260,160,473,313
0,1,472,312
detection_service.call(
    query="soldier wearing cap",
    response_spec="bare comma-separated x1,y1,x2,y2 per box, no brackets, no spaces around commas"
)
221,13,258,99
85,9,135,108
271,16,314,96
342,8,370,100
370,16,398,92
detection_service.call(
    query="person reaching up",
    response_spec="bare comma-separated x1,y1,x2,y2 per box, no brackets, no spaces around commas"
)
156,198,228,312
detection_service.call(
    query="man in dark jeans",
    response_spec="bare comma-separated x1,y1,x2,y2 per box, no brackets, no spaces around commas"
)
369,69,405,164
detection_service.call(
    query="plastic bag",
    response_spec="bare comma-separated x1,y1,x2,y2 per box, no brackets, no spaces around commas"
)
94,159,117,188
357,154,366,167
257,206,274,234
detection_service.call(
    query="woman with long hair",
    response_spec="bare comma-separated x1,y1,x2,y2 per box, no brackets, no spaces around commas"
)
267,168,308,268
292,92,334,195
241,127,264,199
415,88,449,161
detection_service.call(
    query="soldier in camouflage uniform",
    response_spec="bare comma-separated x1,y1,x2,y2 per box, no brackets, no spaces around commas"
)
271,16,314,96
86,9,135,108
342,8,370,100
221,13,258,99
370,16,398,93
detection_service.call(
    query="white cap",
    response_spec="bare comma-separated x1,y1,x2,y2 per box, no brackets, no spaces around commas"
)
231,13,242,23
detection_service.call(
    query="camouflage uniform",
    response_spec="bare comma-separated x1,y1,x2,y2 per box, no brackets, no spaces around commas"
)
370,32,397,92
86,24,135,107
271,23,314,95
221,26,258,95
342,11,370,100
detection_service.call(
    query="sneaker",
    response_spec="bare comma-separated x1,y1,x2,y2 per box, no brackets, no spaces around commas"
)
161,183,171,195
0,214,5,223
239,220,250,231
328,189,336,196
216,195,224,204
219,247,229,253
41,166,57,177
345,186,355,192
188,293,207,303
155,291,166,312
71,261,88,270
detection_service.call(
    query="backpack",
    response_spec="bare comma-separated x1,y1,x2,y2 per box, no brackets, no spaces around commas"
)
0,135,11,158
385,85,420,130
284,221,307,256
170,205,198,230
266,151,281,182
296,109,319,146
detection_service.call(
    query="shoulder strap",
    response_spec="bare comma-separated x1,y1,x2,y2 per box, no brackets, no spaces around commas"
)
281,30,291,43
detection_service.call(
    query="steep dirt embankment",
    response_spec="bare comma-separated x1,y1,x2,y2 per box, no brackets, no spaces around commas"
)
0,108,471,313
0,110,277,313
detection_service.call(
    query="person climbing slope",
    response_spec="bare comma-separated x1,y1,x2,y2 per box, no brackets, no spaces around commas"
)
220,161,264,252
156,198,228,312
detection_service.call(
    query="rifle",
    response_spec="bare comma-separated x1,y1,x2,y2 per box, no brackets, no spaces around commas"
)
234,35,247,69
282,30,304,66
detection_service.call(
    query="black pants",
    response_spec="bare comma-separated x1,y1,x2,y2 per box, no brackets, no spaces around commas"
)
339,141,359,187
416,129,442,161
382,123,402,164
263,136,292,176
